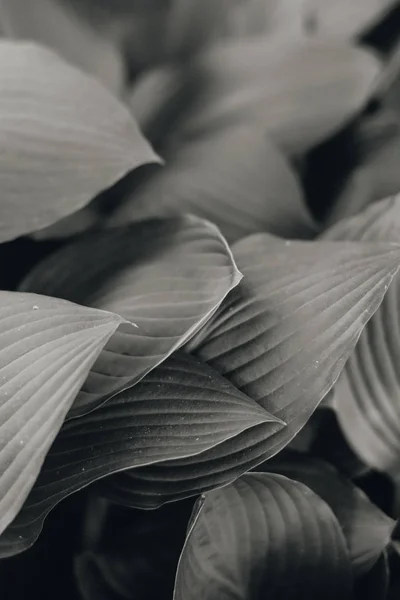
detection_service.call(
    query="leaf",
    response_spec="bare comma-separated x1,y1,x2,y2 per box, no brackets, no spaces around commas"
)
0,40,159,244
189,233,400,459
174,473,353,600
109,125,317,242
303,0,398,40
0,0,124,95
183,38,381,154
21,216,241,417
323,195,400,474
0,353,280,557
95,420,283,509
262,454,395,575
0,291,123,538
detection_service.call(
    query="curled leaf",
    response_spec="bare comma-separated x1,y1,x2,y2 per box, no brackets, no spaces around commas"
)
0,292,123,538
21,216,241,417
0,40,159,243
0,353,280,557
174,473,352,600
263,454,395,575
323,195,400,474
0,0,124,94
189,233,400,458
109,125,317,241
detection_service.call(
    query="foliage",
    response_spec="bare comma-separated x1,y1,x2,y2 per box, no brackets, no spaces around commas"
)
0,0,400,598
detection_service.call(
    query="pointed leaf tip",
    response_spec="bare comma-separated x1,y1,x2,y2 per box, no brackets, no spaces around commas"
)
0,40,159,243
190,234,400,459
0,291,123,537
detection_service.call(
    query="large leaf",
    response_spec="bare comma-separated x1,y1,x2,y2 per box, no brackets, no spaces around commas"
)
109,125,317,242
0,353,280,557
0,0,124,94
189,234,400,459
183,38,381,154
0,40,159,244
0,291,123,538
262,454,395,575
323,196,400,474
304,0,398,40
174,473,352,600
21,216,241,417
96,420,282,509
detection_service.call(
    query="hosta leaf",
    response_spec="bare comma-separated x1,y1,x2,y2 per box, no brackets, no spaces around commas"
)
183,38,381,154
0,40,159,244
0,292,123,538
174,473,352,600
304,0,398,40
189,234,400,459
0,0,124,94
323,195,400,474
21,216,241,417
96,420,283,509
109,126,317,242
262,454,395,575
0,353,279,557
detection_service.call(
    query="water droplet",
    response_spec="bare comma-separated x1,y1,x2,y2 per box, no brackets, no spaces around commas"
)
32,305,39,310
19,440,24,445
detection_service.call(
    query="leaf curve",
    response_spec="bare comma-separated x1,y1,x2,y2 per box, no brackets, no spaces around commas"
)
323,195,400,474
0,0,124,94
262,454,395,575
0,291,123,538
21,216,242,417
189,234,400,459
96,420,283,509
0,353,280,558
109,125,317,242
174,472,352,600
0,40,159,243
183,38,381,154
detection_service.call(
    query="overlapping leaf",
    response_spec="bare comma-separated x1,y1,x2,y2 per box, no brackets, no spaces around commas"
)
0,40,159,243
0,353,280,558
0,0,124,94
109,125,317,242
263,454,395,575
0,292,123,538
21,216,241,417
96,420,282,509
174,473,352,600
189,233,400,459
183,38,381,154
323,195,400,474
